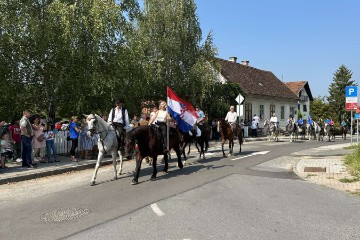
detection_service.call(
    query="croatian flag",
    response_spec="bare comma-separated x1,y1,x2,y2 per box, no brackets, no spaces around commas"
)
167,87,198,133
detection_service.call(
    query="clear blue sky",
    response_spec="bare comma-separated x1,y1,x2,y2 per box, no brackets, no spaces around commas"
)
196,0,360,97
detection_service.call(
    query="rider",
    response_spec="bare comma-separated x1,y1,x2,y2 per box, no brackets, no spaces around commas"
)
194,106,205,137
148,100,171,152
107,98,130,151
324,118,330,126
270,113,278,129
225,105,238,133
341,119,347,127
329,118,334,126
287,115,294,124
297,118,304,126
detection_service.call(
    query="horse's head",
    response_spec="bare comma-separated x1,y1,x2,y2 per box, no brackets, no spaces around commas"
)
86,113,98,138
124,128,137,160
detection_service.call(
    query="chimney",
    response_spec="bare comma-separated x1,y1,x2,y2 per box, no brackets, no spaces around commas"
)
228,57,237,63
241,60,250,66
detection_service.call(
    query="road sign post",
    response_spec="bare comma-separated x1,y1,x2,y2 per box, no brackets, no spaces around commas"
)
346,86,358,145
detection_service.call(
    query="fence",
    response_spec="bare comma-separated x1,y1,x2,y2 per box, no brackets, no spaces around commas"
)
54,131,91,154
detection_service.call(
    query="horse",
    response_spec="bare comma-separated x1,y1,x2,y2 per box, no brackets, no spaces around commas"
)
124,125,183,185
86,113,124,186
296,123,306,140
314,121,324,141
263,119,279,142
217,119,243,157
177,125,206,160
340,125,348,140
286,120,297,142
324,124,335,142
306,123,316,140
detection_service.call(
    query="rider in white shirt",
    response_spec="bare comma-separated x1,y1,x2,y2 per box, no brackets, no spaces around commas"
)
225,106,238,136
270,113,278,128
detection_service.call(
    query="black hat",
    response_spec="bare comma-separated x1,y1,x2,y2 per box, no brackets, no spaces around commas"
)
115,98,124,104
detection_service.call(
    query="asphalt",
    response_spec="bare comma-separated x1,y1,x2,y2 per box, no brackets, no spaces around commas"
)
1,135,359,194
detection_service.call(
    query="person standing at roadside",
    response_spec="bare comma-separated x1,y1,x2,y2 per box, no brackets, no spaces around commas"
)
9,118,22,162
69,116,80,162
20,110,36,168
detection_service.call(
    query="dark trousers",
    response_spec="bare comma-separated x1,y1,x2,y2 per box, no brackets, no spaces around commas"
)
21,135,33,166
70,138,78,157
251,129,257,137
113,123,126,149
156,122,167,150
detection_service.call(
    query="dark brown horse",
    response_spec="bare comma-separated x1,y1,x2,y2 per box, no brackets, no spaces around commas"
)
340,125,348,140
217,119,243,157
124,125,183,185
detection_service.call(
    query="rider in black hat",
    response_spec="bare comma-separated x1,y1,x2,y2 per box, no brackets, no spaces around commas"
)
108,98,129,151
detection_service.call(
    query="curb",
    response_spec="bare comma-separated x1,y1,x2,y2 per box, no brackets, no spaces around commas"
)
0,159,115,185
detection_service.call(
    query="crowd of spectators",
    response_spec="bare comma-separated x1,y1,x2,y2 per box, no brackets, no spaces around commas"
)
0,110,99,171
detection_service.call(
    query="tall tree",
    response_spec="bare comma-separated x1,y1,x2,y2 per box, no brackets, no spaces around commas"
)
132,0,218,108
327,65,356,123
310,96,331,121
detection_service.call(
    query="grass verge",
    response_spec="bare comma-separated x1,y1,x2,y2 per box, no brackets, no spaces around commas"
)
344,144,360,178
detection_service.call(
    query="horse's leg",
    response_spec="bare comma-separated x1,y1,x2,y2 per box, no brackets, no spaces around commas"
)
175,145,183,169
228,139,233,156
162,151,169,173
151,156,158,181
221,138,226,157
132,154,142,185
117,150,124,176
90,151,104,186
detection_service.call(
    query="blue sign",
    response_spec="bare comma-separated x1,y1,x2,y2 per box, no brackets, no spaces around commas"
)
346,86,358,97
355,113,360,120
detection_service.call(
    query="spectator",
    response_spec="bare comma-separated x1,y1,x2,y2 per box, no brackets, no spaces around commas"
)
253,114,260,127
251,118,258,137
0,121,5,136
32,116,46,163
131,115,140,127
69,116,80,162
80,121,93,160
20,110,36,168
1,132,13,169
9,118,22,162
44,124,59,163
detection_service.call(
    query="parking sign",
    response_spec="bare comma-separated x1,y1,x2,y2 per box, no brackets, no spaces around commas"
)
346,86,358,111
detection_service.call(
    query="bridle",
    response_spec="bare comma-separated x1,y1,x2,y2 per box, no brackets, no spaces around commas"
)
87,114,110,145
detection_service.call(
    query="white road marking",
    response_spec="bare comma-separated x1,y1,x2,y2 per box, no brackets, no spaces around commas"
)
150,203,165,216
231,151,270,161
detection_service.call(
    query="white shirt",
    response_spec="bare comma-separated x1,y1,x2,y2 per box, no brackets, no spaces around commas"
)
108,108,130,126
253,115,260,124
251,121,258,129
270,116,278,123
155,110,168,123
225,111,237,123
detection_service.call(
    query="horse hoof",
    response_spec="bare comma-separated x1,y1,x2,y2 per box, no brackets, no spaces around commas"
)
182,161,187,166
227,154,232,157
178,163,183,169
150,176,156,181
113,176,118,181
90,181,95,186
131,180,138,185
162,169,168,173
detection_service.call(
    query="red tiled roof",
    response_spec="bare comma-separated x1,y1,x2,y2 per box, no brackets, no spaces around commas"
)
218,58,298,100
284,81,307,95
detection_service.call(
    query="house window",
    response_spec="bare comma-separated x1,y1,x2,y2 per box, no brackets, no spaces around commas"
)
281,106,285,120
303,104,307,112
270,104,275,118
245,103,252,125
259,105,264,119
290,106,295,117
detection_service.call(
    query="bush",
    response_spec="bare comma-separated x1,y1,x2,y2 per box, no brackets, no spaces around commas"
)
345,144,360,177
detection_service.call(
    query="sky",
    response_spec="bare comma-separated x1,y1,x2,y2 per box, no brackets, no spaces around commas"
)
195,0,360,98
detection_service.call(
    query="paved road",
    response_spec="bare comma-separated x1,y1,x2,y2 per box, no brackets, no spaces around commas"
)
1,138,359,240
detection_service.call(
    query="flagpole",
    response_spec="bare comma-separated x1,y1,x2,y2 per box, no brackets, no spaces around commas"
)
166,87,170,153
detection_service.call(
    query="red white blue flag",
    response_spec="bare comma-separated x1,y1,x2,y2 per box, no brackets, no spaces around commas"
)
167,87,198,132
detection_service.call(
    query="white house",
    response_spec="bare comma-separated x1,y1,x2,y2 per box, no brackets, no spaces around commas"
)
218,57,301,129
284,81,314,119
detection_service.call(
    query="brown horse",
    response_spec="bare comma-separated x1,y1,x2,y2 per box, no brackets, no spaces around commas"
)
340,125,348,140
124,125,183,185
217,119,243,157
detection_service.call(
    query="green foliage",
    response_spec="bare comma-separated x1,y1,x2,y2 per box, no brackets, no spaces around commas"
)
327,65,356,123
310,96,331,121
344,144,360,177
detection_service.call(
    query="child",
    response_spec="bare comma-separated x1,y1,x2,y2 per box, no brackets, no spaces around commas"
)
44,124,59,163
1,132,13,169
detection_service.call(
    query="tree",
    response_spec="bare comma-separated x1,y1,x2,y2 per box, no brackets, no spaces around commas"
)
327,65,356,123
310,96,330,121
131,0,218,111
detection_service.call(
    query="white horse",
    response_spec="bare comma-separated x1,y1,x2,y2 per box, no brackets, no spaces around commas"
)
86,113,124,186
286,120,297,142
264,119,279,142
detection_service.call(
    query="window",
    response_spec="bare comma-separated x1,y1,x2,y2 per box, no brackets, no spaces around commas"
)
290,106,295,117
303,104,307,112
245,103,252,125
281,106,285,120
270,104,275,118
259,105,264,119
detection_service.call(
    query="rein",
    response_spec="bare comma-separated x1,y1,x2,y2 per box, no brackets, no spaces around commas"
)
88,114,112,154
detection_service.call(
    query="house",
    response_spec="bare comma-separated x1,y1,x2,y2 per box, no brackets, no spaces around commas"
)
218,57,300,129
284,81,314,119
